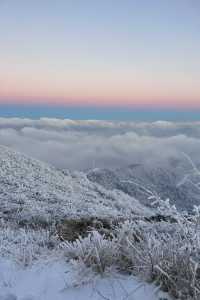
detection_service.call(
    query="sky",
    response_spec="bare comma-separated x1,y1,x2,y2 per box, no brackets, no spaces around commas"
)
0,0,200,119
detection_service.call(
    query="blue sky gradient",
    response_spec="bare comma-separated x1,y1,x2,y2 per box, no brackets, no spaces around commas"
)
0,105,200,121
0,0,200,119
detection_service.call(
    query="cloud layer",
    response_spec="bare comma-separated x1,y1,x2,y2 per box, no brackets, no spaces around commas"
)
0,118,200,170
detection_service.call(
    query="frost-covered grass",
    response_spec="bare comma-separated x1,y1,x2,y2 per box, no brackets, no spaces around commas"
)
1,200,200,299
62,200,200,300
0,222,171,300
0,222,59,266
1,146,200,299
0,145,151,227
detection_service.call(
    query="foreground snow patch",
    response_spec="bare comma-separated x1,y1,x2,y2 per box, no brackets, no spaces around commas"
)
0,259,170,300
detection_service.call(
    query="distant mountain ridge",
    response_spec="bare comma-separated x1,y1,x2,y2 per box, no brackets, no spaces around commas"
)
87,158,200,212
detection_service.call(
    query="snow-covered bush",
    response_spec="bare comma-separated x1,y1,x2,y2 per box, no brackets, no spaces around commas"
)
62,200,200,299
116,217,200,299
62,231,118,274
0,225,59,266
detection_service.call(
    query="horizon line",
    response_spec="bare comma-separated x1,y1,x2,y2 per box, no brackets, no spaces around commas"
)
1,101,200,111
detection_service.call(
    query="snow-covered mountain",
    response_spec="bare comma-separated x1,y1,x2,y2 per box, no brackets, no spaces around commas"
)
0,145,189,300
87,158,200,212
0,145,150,226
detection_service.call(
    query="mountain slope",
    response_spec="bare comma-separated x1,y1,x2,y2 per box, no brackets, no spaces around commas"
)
0,146,150,225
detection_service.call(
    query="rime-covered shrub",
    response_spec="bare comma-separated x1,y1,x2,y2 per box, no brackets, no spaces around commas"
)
62,231,118,274
0,225,59,266
62,200,200,299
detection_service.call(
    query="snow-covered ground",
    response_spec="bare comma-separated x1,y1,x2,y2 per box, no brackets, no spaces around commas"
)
0,146,172,299
0,145,152,226
0,258,170,300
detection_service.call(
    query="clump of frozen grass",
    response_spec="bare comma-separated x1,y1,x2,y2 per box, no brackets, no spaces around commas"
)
117,216,200,299
0,225,59,266
62,200,200,299
62,230,118,274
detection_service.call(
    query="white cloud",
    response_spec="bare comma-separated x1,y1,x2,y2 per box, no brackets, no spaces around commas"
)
0,118,200,170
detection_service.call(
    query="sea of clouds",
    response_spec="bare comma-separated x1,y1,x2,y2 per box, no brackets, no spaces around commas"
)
0,117,200,170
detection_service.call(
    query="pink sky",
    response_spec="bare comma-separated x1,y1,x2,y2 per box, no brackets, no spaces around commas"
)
0,1,200,110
